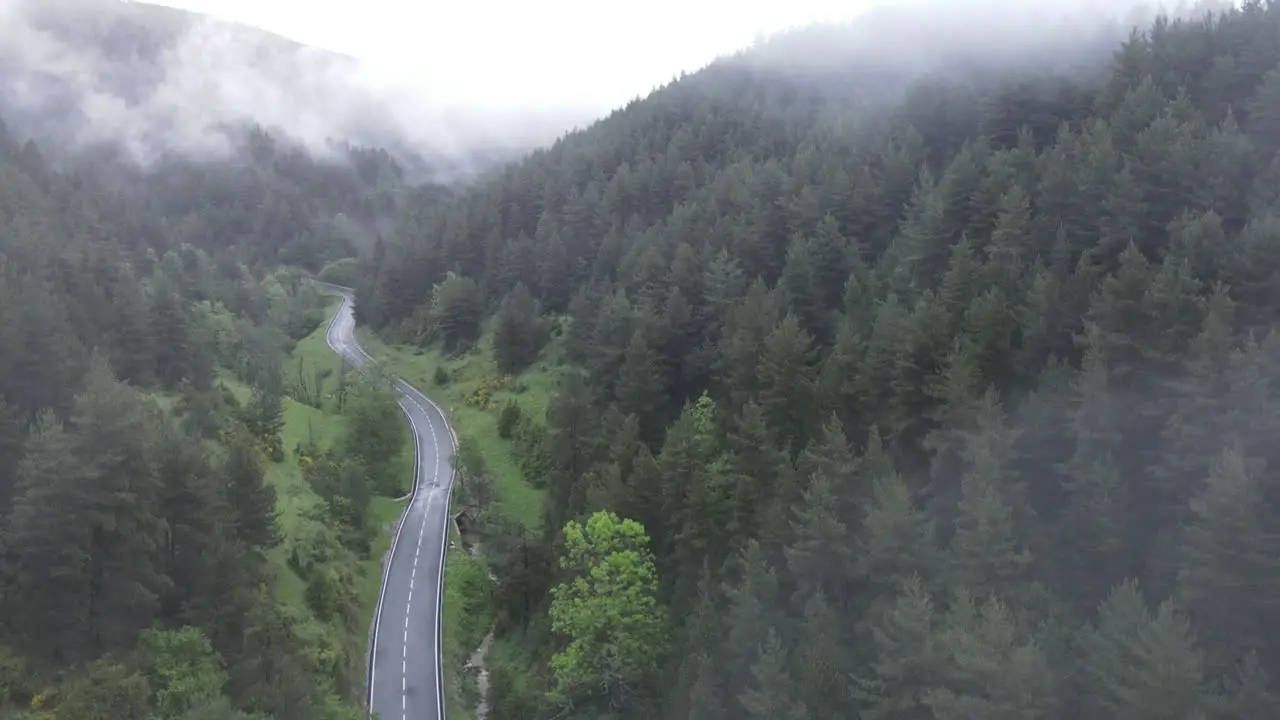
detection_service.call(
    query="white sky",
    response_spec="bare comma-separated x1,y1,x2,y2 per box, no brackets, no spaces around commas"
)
156,0,876,113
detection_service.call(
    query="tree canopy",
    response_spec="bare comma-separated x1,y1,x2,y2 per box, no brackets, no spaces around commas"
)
356,1,1280,717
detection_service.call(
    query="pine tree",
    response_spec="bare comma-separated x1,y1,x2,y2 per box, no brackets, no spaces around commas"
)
1055,453,1129,613
658,393,732,603
150,274,193,389
947,456,1033,603
854,575,939,720
4,411,93,666
70,356,169,657
152,418,225,622
670,562,727,720
715,279,781,412
682,652,728,720
815,316,866,435
614,328,666,440
756,314,818,457
544,372,599,533
1078,580,1207,720
794,592,853,719
426,272,484,350
737,628,809,720
983,184,1033,291
887,168,953,294
109,267,156,387
784,470,854,611
856,470,941,610
1085,242,1154,381
724,402,789,547
492,282,549,374
241,377,285,463
0,274,86,416
586,288,637,405
1211,653,1276,720
721,541,782,709
925,591,1057,720
700,248,747,334
1176,446,1280,677
938,236,982,322
780,233,825,339
222,430,280,551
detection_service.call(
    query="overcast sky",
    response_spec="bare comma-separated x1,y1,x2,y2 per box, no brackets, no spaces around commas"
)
155,0,877,113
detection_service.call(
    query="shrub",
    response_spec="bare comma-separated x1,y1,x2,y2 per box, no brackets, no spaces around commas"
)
497,400,522,439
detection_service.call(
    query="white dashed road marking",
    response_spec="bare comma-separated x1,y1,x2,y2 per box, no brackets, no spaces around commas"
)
324,292,454,720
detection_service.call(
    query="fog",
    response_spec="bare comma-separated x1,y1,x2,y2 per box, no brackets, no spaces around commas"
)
0,0,605,175
738,0,1237,76
0,0,1242,177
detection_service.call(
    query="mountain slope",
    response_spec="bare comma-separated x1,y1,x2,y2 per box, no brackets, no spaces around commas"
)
0,91,379,719
356,1,1280,718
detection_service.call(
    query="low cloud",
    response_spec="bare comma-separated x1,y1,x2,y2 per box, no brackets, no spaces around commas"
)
0,0,1240,179
0,0,596,177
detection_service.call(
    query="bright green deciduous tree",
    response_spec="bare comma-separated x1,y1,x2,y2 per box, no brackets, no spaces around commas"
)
548,510,669,711
133,626,228,719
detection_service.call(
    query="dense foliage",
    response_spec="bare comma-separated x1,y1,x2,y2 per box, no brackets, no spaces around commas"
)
361,1,1280,718
0,111,408,717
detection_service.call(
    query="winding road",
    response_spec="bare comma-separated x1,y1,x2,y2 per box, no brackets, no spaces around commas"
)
319,283,458,720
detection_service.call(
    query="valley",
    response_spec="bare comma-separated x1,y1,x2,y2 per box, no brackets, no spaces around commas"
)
2,0,1280,719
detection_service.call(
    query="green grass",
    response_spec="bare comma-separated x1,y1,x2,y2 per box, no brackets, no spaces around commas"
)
218,300,416,694
284,304,347,409
216,377,341,515
441,524,493,720
353,326,554,530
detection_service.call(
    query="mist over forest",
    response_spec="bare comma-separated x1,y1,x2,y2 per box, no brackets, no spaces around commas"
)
1,0,1277,719
0,0,582,180
0,0,1224,179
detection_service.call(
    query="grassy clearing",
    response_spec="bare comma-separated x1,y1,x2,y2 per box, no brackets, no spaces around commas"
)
295,298,416,494
218,302,414,688
353,326,555,530
283,306,344,407
352,323,560,717
218,375,346,610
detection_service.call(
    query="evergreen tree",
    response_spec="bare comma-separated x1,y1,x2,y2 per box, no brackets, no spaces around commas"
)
222,430,279,551
1176,446,1280,676
737,628,809,720
492,282,550,374
1078,580,1207,720
241,377,285,463
855,575,939,720
71,357,169,657
4,411,94,666
150,274,193,389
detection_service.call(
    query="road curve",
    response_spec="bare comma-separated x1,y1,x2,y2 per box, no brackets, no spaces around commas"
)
319,282,458,720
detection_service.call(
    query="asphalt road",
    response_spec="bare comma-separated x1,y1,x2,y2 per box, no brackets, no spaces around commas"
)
321,286,457,720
